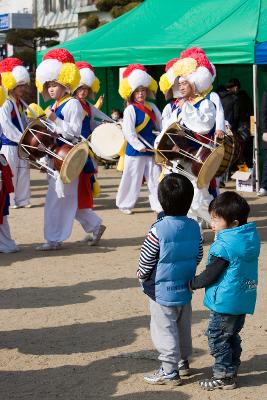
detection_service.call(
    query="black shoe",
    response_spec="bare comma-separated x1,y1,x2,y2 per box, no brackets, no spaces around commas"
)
178,360,190,376
199,376,236,391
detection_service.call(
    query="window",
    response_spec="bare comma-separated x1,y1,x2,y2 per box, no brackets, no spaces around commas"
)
59,0,72,11
44,0,55,14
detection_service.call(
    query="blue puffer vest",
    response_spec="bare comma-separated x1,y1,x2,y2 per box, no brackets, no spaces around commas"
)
142,216,201,306
204,222,260,315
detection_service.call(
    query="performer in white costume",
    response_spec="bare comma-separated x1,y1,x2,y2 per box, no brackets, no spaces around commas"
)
159,47,220,225
0,82,19,253
35,48,84,250
73,61,106,244
0,57,31,208
116,64,162,215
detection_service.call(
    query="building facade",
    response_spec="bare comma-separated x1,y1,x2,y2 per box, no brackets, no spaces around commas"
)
33,0,111,44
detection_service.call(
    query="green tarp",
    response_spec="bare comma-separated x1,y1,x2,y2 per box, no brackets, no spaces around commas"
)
38,0,267,66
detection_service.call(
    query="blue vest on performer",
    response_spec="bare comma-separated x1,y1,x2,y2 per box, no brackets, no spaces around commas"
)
204,222,260,315
1,99,24,146
81,101,92,139
142,216,201,306
53,98,71,147
126,105,156,157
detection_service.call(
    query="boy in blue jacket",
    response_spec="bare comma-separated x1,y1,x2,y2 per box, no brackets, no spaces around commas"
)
190,191,260,390
137,173,203,386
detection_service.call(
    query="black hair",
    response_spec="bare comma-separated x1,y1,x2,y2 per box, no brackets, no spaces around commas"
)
158,173,194,216
226,78,241,89
208,191,250,226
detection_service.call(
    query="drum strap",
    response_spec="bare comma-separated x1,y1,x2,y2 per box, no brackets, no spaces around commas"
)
51,95,73,112
77,99,92,117
131,102,156,124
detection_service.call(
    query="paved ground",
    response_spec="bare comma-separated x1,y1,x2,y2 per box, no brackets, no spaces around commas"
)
0,167,266,399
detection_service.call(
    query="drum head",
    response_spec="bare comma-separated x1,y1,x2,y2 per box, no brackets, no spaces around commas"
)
60,141,89,184
197,145,225,189
91,123,124,161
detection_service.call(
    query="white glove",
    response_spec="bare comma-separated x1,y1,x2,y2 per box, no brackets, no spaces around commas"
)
54,170,65,198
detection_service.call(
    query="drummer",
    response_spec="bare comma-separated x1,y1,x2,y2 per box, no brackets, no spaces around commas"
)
0,57,31,208
116,64,162,215
73,61,105,244
34,48,84,250
0,83,19,253
159,47,218,225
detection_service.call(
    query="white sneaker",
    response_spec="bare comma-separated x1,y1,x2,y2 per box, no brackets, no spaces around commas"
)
257,188,267,197
36,242,62,251
10,205,20,209
81,232,94,243
23,204,32,208
88,225,106,246
119,208,133,215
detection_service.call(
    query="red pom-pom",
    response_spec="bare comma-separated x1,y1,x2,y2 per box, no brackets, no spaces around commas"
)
180,47,214,75
43,48,74,63
165,58,179,72
0,57,22,73
123,64,147,78
76,61,94,71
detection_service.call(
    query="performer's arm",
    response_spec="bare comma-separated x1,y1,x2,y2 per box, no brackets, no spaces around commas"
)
0,100,23,143
51,99,83,141
209,92,225,133
161,103,173,132
151,103,162,132
181,99,216,133
122,105,146,151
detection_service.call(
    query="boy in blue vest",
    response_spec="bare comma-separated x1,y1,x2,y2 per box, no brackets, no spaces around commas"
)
190,191,260,390
137,173,203,386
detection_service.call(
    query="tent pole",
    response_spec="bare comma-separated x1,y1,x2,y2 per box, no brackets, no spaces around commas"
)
253,64,260,193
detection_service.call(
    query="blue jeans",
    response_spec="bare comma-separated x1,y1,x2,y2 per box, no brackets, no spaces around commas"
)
206,311,246,378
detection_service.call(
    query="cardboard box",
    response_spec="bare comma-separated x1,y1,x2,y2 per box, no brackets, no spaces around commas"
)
231,170,256,192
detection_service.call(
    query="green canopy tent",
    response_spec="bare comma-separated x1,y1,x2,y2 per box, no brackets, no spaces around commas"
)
37,0,267,190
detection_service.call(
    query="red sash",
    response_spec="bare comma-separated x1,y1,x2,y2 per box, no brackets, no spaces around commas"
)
78,99,92,117
78,171,93,209
0,156,14,224
132,102,156,124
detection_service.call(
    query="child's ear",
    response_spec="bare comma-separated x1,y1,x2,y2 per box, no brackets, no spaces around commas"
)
231,220,239,228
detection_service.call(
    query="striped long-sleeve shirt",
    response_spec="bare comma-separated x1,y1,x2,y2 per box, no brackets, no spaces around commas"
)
137,225,203,281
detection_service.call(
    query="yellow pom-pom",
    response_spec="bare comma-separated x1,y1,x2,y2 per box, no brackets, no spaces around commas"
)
36,79,43,93
26,103,45,119
57,63,81,93
118,78,132,99
159,73,172,94
173,58,197,78
149,78,158,95
1,72,16,91
0,85,7,106
91,78,100,94
92,178,101,198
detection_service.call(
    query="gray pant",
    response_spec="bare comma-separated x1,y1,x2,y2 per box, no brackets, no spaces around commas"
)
149,299,192,373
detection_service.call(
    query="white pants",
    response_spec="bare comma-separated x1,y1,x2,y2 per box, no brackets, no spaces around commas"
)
1,145,30,207
188,181,213,225
44,175,102,243
116,155,162,213
75,208,102,236
44,176,79,243
0,216,17,253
